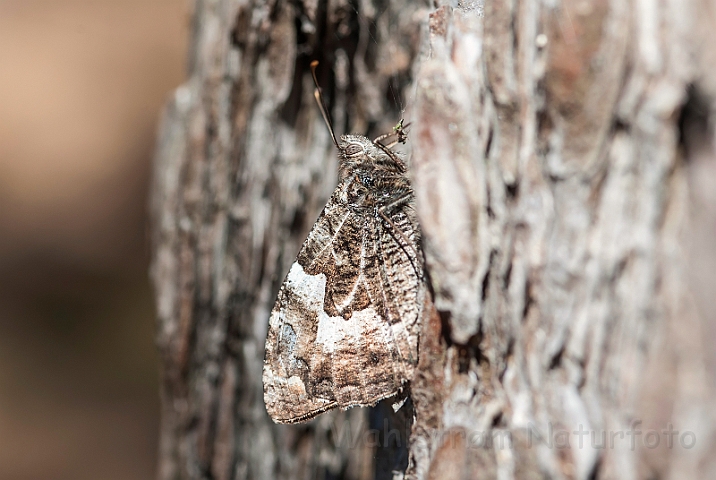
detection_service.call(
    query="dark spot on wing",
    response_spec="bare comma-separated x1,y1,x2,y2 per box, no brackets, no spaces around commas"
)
370,352,380,365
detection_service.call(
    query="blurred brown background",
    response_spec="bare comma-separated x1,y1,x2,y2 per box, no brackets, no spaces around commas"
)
0,1,188,479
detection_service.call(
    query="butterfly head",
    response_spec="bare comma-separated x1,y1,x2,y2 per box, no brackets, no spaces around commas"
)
337,134,406,175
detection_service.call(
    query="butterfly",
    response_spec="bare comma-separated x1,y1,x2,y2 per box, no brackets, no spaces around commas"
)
262,62,428,424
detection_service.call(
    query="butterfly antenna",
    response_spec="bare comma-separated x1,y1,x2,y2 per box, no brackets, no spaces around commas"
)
310,61,339,148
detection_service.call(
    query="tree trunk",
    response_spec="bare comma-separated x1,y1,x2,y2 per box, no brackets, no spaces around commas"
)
150,1,716,479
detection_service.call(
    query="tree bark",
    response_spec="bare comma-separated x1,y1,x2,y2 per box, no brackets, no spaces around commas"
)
150,1,716,479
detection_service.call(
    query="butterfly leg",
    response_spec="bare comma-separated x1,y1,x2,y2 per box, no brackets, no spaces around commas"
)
373,120,410,146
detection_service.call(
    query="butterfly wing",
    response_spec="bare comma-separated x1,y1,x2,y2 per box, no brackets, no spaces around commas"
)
263,190,425,424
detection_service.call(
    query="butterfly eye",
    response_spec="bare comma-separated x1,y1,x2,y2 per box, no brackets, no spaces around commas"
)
343,143,363,156
361,175,374,187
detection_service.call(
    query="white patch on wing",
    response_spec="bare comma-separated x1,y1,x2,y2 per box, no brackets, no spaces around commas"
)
349,309,379,329
285,262,343,352
316,307,378,353
285,262,378,354
315,314,347,352
286,262,328,308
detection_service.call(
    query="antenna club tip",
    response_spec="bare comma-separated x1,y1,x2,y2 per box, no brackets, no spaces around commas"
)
310,60,319,68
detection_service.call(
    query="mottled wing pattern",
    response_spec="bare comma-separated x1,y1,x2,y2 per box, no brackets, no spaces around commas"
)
263,186,425,424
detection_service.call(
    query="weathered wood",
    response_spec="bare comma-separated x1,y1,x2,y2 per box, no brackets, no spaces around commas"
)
151,0,716,478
